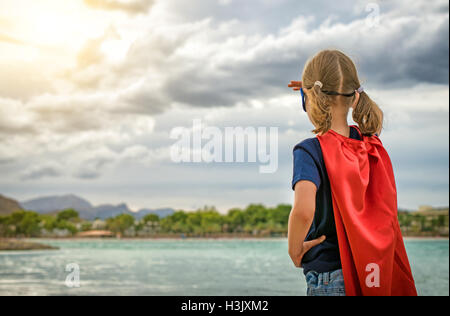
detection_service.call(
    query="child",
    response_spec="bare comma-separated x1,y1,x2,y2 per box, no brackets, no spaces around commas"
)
287,50,417,296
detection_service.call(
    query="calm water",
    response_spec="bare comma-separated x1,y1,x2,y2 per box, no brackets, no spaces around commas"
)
0,238,448,296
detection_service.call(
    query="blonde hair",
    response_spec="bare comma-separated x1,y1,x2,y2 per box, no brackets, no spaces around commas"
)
302,50,383,136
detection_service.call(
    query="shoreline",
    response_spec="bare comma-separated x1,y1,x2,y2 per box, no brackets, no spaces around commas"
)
403,236,449,241
25,236,449,241
2,236,447,251
0,239,59,251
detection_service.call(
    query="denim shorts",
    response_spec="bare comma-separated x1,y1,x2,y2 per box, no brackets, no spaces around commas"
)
305,268,346,296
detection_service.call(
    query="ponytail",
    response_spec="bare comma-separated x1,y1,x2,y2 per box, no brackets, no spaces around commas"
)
352,91,383,136
309,84,333,135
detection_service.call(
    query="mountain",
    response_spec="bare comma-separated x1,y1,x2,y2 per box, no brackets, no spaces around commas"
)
20,194,92,214
91,203,133,220
19,194,130,220
0,194,24,215
18,193,174,220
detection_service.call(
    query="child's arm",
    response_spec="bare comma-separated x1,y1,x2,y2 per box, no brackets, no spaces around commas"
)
288,180,326,267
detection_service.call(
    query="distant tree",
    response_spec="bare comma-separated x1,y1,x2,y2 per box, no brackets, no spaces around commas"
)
244,204,268,226
269,204,291,227
437,215,446,227
199,209,223,234
57,209,79,222
414,214,426,232
8,211,41,237
225,208,245,232
0,215,8,236
106,214,135,234
80,222,92,232
142,214,160,224
160,211,188,233
40,214,58,231
55,220,78,235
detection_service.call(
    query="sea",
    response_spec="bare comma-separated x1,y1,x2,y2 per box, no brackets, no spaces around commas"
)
0,238,448,296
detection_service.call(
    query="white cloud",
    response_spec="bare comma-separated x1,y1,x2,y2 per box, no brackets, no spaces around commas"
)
83,0,156,15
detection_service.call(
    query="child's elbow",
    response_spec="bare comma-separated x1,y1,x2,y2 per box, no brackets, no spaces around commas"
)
292,180,317,222
290,205,315,223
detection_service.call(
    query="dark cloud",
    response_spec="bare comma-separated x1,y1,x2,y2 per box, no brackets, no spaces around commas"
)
139,1,449,111
60,0,448,115
73,169,102,179
179,1,446,106
357,15,449,87
403,20,449,84
20,163,63,181
0,0,447,143
163,66,250,108
27,96,108,135
118,84,168,115
0,158,14,165
72,154,116,180
165,0,367,33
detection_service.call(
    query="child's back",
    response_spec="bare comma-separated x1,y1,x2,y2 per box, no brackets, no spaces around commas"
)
292,125,363,275
287,49,417,296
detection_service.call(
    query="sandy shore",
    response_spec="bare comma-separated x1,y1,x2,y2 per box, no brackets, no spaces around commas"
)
403,236,449,241
27,236,448,242
0,239,59,251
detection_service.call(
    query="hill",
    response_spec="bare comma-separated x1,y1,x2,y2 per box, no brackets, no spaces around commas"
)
20,194,92,214
18,194,174,220
0,194,24,216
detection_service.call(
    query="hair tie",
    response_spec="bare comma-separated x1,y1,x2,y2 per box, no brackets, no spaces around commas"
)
314,81,323,89
356,86,364,93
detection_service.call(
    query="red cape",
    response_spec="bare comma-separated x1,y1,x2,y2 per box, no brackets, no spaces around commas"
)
317,125,417,296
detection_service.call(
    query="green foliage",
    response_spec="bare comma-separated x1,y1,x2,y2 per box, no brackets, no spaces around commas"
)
80,222,93,232
0,209,81,237
155,204,296,236
57,209,79,222
106,214,135,234
0,205,448,238
55,220,77,235
40,214,58,231
142,214,160,223
2,210,41,237
398,210,449,236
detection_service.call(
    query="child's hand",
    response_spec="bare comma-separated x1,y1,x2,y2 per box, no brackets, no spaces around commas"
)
288,81,302,91
290,235,326,268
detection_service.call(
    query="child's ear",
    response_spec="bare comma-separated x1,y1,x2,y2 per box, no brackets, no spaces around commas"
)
351,92,360,109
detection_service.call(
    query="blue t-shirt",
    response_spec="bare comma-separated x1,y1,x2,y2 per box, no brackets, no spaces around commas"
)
291,125,362,275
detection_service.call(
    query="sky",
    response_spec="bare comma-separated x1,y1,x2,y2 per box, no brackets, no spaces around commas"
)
0,0,448,212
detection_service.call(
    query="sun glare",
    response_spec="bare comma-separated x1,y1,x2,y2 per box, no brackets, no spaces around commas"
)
2,0,137,67
31,13,70,45
15,1,108,53
100,39,131,63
